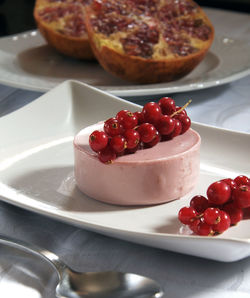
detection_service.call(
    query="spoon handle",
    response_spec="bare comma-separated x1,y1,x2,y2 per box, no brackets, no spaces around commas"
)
0,234,66,277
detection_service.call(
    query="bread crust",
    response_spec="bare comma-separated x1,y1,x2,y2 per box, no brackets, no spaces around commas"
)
84,0,214,83
34,0,94,60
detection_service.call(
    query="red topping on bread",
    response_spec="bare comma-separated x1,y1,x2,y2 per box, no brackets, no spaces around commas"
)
34,0,94,59
84,0,214,83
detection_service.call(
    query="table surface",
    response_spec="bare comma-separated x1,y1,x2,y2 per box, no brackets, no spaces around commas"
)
1,9,250,298
1,76,250,298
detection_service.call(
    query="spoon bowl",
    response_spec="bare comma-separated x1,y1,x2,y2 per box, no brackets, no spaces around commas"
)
57,269,163,298
0,235,163,298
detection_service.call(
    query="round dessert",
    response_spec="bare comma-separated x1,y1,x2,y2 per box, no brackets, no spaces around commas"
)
74,122,201,206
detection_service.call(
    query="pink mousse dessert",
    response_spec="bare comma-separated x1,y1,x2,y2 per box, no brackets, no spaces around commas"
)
74,122,201,206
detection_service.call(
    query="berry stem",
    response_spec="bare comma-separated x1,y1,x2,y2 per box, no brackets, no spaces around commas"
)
171,99,192,118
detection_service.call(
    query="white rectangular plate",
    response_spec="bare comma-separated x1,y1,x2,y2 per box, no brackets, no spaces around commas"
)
1,80,250,262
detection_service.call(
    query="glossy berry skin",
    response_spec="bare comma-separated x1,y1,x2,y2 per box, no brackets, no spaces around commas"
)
126,144,140,154
212,210,231,233
156,115,175,135
169,119,182,138
123,129,140,149
137,123,157,143
223,202,243,225
176,114,191,134
207,181,231,205
144,131,160,148
232,185,250,208
104,118,124,137
190,195,209,213
90,97,193,164
109,135,126,153
178,175,250,236
234,175,250,186
188,219,200,234
158,97,176,115
178,206,197,225
243,207,250,219
203,208,220,225
142,102,162,125
98,146,116,164
197,222,213,236
89,130,108,152
175,106,187,116
221,178,237,191
116,110,138,129
134,111,144,125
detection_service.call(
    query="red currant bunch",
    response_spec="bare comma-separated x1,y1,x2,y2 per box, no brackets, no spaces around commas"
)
89,97,192,163
178,175,250,236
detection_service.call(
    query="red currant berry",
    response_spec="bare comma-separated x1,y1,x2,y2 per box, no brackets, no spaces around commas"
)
142,102,162,125
89,130,108,152
223,202,243,225
203,207,221,225
158,97,176,115
104,118,124,137
234,175,249,186
175,106,187,116
168,119,182,138
134,111,144,125
197,222,213,236
190,195,209,213
144,131,160,148
126,144,140,154
178,206,197,225
243,207,250,219
109,135,126,153
212,210,231,234
137,123,157,143
116,110,138,129
207,181,231,205
232,185,250,208
156,115,175,135
188,218,200,234
98,146,116,164
221,178,237,191
175,114,191,134
123,129,140,149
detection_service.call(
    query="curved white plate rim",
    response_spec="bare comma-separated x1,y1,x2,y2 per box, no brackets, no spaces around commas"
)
0,8,250,96
1,179,250,244
0,80,250,262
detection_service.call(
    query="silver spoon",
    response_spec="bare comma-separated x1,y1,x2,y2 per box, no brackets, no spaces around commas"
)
0,234,163,298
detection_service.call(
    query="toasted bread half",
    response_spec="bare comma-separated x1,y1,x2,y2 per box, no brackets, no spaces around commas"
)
84,0,214,83
34,0,94,60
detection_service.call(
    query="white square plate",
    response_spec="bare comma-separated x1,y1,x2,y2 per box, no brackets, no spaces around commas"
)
1,80,250,262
